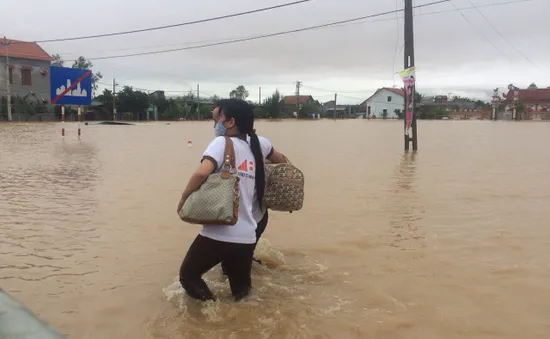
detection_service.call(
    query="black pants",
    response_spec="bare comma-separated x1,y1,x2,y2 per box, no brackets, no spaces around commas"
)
220,210,268,275
179,235,255,301
254,210,269,244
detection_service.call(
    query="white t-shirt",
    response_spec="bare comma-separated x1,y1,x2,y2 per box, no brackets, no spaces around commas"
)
248,136,273,223
199,136,273,244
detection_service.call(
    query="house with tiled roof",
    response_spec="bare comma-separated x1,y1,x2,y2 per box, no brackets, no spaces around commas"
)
503,87,550,120
280,95,320,116
1,37,52,119
359,87,404,118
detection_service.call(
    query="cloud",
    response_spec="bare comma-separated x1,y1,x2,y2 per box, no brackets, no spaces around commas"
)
4,0,549,103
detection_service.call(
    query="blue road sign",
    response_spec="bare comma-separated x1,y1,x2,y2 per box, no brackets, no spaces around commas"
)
50,66,92,105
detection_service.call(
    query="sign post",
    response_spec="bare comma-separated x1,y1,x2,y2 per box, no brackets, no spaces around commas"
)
50,66,92,139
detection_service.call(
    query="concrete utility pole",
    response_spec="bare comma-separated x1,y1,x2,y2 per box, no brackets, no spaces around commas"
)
491,87,499,120
112,78,118,121
404,0,418,151
3,37,12,122
197,84,200,120
259,86,262,104
513,89,519,121
333,93,337,120
295,81,301,118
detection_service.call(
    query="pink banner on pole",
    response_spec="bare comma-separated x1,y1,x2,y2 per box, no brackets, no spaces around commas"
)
399,66,416,136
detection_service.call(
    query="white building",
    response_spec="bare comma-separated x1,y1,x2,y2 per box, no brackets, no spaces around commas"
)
360,87,405,118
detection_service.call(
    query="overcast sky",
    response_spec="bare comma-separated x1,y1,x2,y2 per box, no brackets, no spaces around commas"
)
2,0,549,103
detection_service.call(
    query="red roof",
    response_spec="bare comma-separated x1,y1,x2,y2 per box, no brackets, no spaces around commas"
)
282,95,314,105
361,87,405,105
505,88,550,104
380,87,405,97
0,38,52,61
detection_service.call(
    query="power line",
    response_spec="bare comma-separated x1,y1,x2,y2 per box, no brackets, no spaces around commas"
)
310,0,538,35
52,0,535,60
449,0,512,60
68,0,451,62
392,0,402,88
302,85,407,105
301,84,377,94
96,80,219,96
23,1,313,44
56,34,261,57
463,0,541,68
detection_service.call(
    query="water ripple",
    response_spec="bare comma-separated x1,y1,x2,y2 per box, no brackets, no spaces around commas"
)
1,123,102,298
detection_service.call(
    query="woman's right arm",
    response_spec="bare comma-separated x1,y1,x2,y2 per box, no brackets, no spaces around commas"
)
177,136,225,213
176,159,215,213
267,148,290,164
258,136,290,164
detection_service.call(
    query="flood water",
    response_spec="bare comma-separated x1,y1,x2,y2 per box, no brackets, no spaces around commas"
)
1,120,550,339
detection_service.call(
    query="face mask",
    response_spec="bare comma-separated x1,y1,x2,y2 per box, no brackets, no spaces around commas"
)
214,121,227,137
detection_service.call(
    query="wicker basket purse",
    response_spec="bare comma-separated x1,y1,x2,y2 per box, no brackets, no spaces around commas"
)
263,158,304,212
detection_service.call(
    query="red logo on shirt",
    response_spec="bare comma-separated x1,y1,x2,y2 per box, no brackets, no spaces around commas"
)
238,160,254,172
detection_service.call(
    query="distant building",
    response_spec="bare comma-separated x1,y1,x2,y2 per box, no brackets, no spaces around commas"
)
359,87,404,118
321,100,358,118
0,38,52,103
450,108,491,120
85,100,111,121
420,95,476,111
503,87,550,120
281,95,320,116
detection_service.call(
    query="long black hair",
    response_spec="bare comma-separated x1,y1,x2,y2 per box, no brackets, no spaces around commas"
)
217,98,265,208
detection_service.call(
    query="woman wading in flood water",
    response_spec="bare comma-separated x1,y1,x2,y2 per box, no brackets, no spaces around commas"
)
176,98,287,301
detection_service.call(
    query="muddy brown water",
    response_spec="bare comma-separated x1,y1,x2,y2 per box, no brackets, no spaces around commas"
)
1,120,549,338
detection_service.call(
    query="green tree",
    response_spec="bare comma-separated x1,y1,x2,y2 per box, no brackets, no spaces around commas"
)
51,54,64,67
177,93,199,119
229,85,249,100
209,94,221,102
263,90,282,119
150,91,169,115
96,89,114,113
514,101,526,120
0,96,7,120
253,104,268,119
11,94,37,120
474,100,489,109
298,102,317,119
394,109,404,119
116,86,150,119
415,91,423,103
527,83,538,90
162,99,183,120
199,105,211,120
71,56,103,94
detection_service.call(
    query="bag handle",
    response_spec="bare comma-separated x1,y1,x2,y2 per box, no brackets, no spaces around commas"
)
283,154,292,165
221,136,236,178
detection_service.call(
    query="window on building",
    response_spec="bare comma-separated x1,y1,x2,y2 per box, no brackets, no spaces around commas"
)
8,68,13,84
21,68,32,86
387,96,392,102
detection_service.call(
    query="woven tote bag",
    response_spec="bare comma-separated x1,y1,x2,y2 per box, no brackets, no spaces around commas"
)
179,137,240,225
